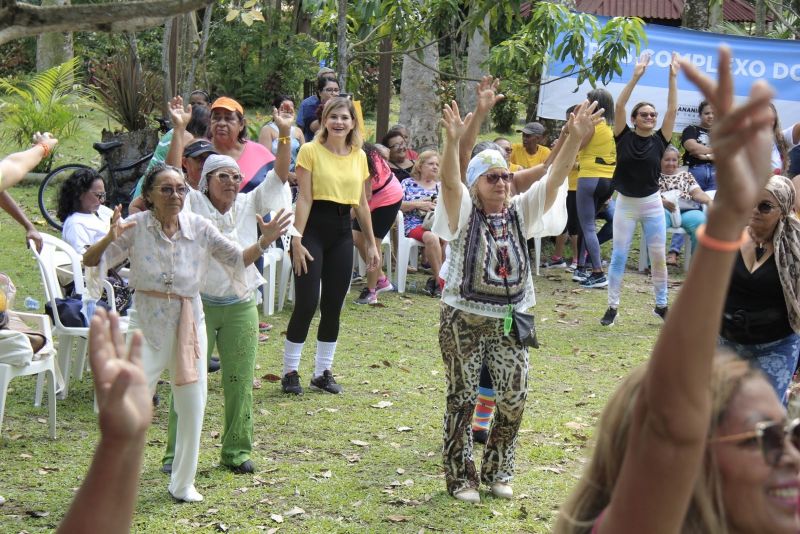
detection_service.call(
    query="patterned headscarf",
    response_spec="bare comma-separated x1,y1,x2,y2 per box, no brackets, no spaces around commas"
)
199,154,240,193
765,175,800,333
466,149,508,188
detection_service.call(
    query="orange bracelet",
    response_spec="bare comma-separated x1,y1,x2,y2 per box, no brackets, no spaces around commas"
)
37,142,50,158
695,224,747,252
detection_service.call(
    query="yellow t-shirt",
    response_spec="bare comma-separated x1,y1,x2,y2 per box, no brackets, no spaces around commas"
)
510,143,551,169
578,121,616,179
509,163,523,172
296,141,369,205
568,162,579,191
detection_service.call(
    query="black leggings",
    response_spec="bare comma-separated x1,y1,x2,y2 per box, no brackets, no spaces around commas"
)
286,201,354,344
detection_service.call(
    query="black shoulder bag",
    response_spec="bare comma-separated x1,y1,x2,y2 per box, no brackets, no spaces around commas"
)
478,209,539,349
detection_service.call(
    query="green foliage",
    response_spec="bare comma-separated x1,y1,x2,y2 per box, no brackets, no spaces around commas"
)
207,8,317,109
91,49,160,132
0,38,35,78
492,93,521,133
487,4,646,99
0,57,86,172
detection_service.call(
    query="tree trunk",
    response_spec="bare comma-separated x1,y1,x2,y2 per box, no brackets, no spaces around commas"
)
457,16,489,129
681,0,711,30
186,4,212,99
336,0,347,90
35,0,72,71
399,44,440,152
161,18,175,116
755,0,767,36
375,37,392,143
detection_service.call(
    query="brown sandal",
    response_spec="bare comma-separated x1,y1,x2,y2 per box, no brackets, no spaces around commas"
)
666,251,679,266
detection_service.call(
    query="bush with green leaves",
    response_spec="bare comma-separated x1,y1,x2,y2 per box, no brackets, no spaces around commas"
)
0,56,86,172
91,50,160,132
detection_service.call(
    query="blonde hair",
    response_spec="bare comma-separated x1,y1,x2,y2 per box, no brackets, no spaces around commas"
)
410,150,440,180
554,353,764,534
315,97,363,149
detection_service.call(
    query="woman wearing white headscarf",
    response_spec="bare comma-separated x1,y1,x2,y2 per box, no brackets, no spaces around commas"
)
433,99,602,504
720,174,800,404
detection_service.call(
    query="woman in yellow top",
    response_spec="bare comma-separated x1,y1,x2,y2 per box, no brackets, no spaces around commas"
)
281,97,380,395
573,88,616,288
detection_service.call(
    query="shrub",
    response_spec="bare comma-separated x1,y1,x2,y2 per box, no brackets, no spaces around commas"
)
91,49,160,132
492,93,521,133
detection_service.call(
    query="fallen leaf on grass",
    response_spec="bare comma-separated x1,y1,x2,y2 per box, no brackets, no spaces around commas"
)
262,373,281,382
266,529,280,534
210,431,220,439
382,360,392,367
386,515,411,523
215,523,229,532
206,508,219,515
396,468,405,475
37,466,59,475
537,466,563,474
403,479,414,486
252,379,262,389
284,506,305,517
36,418,47,424
344,453,361,463
371,401,393,409
396,426,412,432
350,439,370,447
270,514,284,523
26,510,49,518
20,453,32,459
565,421,587,430
321,470,332,478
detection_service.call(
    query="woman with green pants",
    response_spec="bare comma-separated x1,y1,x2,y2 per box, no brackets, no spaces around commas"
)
161,107,293,474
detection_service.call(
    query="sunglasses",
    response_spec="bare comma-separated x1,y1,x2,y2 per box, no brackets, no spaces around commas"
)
212,172,243,183
91,191,106,201
389,143,407,151
637,111,658,118
756,201,777,214
158,186,190,197
711,418,800,467
483,172,514,184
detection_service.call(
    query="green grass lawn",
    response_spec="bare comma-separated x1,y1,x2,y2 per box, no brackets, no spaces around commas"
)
0,181,687,533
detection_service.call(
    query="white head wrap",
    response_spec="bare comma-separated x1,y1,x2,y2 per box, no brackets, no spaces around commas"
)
466,149,508,188
199,154,240,193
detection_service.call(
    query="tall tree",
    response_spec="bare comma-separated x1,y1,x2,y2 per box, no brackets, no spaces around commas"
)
399,40,440,151
35,0,73,71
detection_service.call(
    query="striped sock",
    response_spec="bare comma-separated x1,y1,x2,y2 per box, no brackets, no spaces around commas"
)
472,387,496,432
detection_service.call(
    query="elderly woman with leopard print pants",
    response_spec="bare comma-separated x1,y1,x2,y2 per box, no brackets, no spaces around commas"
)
432,99,602,503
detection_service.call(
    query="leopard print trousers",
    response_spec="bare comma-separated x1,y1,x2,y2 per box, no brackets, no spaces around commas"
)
438,303,529,495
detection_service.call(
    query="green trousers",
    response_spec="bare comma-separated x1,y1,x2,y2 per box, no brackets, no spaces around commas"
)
163,296,258,468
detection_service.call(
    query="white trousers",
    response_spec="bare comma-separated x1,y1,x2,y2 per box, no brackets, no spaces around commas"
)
129,308,208,499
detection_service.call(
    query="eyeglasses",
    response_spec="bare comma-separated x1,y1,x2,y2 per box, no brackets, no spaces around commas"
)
91,191,106,201
212,172,242,183
158,186,190,197
322,87,340,94
757,201,777,214
711,418,800,467
501,147,513,154
389,143,407,151
637,112,658,118
483,172,514,184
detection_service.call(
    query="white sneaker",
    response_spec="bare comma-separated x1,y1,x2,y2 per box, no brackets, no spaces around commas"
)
453,488,480,503
169,486,204,503
490,482,513,499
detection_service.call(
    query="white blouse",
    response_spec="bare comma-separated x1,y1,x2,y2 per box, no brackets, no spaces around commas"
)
186,169,292,302
432,171,567,318
62,205,114,252
99,210,247,350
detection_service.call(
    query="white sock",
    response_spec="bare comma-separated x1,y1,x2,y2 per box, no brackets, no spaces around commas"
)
314,341,337,378
283,340,304,376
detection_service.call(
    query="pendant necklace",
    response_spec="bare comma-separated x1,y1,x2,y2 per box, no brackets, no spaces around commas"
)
749,228,768,261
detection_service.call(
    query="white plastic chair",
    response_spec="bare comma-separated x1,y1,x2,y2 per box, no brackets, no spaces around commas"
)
356,231,393,283
395,211,424,293
0,312,58,439
274,234,294,312
30,235,125,398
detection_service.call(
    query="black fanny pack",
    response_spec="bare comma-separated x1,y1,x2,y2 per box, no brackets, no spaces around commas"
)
722,308,785,339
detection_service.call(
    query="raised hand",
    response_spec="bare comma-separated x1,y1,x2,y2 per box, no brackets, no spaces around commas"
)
256,209,292,247
633,51,651,79
475,76,505,115
441,101,472,141
679,47,774,218
168,96,192,131
32,131,58,151
89,309,151,441
272,107,294,134
669,52,680,78
567,99,603,140
108,205,136,241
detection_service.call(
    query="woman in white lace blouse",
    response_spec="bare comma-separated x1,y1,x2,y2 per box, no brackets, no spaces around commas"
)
83,164,290,503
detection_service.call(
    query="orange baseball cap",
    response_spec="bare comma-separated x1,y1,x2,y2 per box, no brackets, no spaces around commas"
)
211,96,244,115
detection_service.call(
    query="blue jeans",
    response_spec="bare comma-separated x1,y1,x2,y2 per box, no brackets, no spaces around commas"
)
608,192,667,308
688,163,716,192
664,209,705,252
720,333,800,405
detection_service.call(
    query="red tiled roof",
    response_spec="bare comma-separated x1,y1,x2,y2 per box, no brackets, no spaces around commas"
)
571,0,768,23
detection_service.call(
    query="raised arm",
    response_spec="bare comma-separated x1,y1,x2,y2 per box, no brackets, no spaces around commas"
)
459,76,504,182
541,101,602,212
165,96,191,169
270,108,293,183
440,101,472,234
0,133,58,193
599,47,775,533
660,53,680,140
614,53,650,137
83,206,136,267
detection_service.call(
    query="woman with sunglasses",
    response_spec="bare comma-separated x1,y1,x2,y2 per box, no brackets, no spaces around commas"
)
83,164,291,502
58,168,114,253
555,48,800,533
600,52,679,327
719,174,800,404
435,98,602,504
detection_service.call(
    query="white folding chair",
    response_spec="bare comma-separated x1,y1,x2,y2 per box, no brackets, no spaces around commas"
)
30,235,125,398
0,312,58,439
395,211,423,293
356,232,393,284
